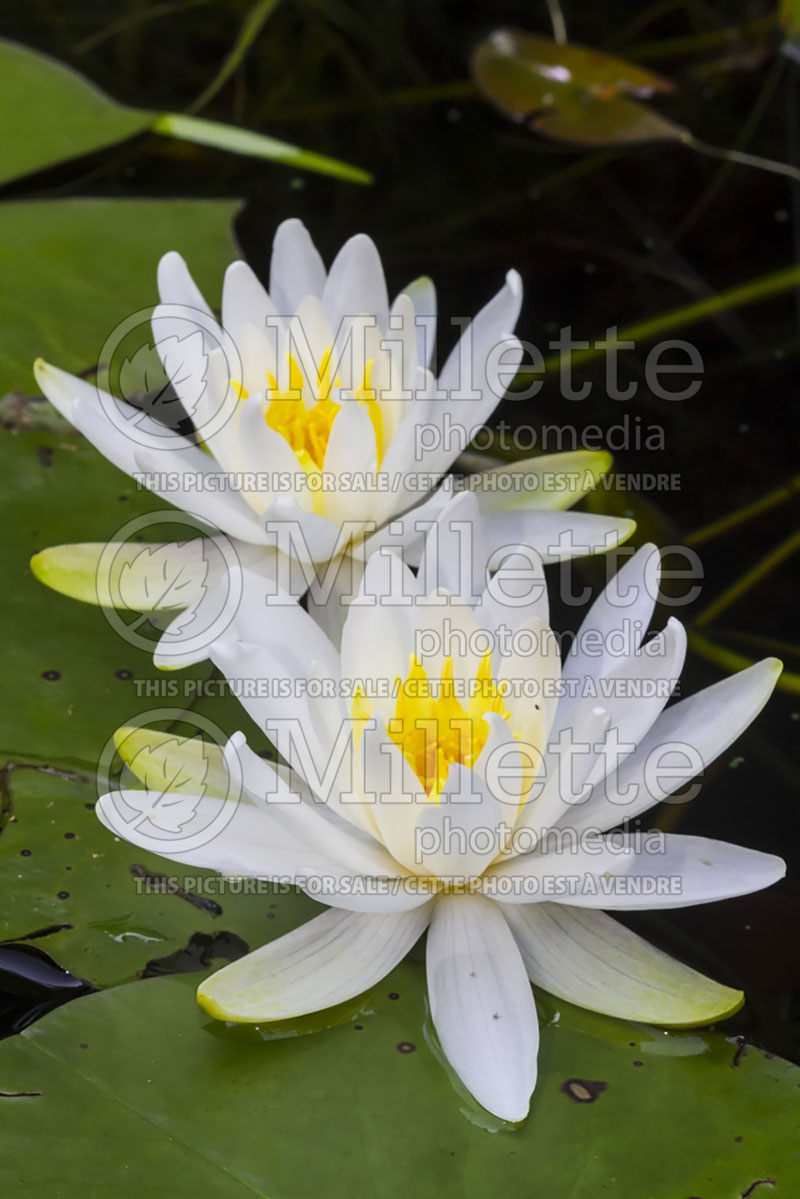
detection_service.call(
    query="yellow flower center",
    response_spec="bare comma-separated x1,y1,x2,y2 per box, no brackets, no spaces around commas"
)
385,653,510,800
230,348,383,474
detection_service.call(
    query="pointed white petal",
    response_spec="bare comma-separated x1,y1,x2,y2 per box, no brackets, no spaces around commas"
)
504,903,744,1025
485,833,786,909
360,720,427,864
415,760,510,882
426,893,538,1122
198,904,431,1021
423,270,523,477
133,445,268,543
35,360,143,476
262,495,350,565
269,218,326,314
417,491,487,606
322,232,389,333
479,509,636,565
95,787,340,880
322,401,378,526
157,251,214,317
402,275,437,368
474,450,614,513
562,543,661,684
568,657,783,834
231,733,401,880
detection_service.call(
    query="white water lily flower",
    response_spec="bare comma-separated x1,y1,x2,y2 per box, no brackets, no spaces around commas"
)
32,218,633,662
95,495,785,1121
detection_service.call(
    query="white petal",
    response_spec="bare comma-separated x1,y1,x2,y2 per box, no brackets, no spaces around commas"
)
473,450,613,513
269,218,326,315
568,657,783,834
230,733,405,880
262,495,350,565
340,562,418,720
485,833,786,909
562,543,661,684
157,251,214,318
357,481,455,567
306,553,365,649
133,445,268,543
402,275,437,368
96,787,340,880
479,509,636,565
153,578,229,668
35,360,144,477
426,893,538,1122
361,722,428,873
322,401,378,526
504,903,744,1025
423,270,523,477
545,617,687,797
322,232,389,333
415,761,510,882
513,702,611,843
198,905,432,1021
478,543,548,632
222,260,279,388
235,397,311,515
417,491,487,606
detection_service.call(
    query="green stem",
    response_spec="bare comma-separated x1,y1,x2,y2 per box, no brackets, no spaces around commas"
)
625,13,777,61
518,261,800,377
265,80,478,124
709,627,800,661
187,0,282,115
685,474,800,546
695,528,800,628
688,630,800,695
683,132,800,188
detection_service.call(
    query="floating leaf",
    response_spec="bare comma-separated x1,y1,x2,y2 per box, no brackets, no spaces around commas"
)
472,28,685,146
0,39,151,186
0,198,239,394
0,767,317,989
0,969,796,1195
0,39,371,188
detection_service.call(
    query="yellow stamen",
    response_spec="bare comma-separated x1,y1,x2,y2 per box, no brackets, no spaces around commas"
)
384,652,510,801
264,348,383,473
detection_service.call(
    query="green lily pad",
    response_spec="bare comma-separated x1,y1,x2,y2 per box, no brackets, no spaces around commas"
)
0,39,371,191
0,765,318,989
0,197,240,394
0,39,151,188
472,29,685,147
0,421,270,768
0,966,796,1196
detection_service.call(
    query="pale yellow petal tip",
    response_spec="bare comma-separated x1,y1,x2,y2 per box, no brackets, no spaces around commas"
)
33,357,53,389
154,659,184,673
612,518,637,547
112,725,144,764
588,449,613,477
196,984,258,1024
196,985,230,1022
29,549,50,586
660,987,745,1030
29,546,82,596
